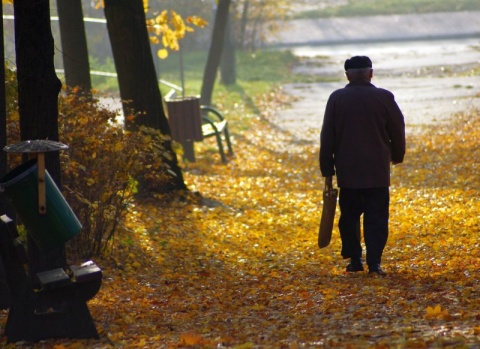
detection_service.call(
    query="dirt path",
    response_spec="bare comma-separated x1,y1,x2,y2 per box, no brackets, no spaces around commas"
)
272,38,480,142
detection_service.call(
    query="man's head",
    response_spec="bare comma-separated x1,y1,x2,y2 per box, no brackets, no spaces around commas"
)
344,56,373,82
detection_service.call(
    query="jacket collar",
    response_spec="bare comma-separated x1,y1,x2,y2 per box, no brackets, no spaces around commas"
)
346,80,374,87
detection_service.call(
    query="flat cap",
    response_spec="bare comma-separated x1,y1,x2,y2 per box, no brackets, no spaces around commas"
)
344,56,372,70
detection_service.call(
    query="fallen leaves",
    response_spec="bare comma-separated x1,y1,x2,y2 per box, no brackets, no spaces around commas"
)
1,103,479,348
425,305,451,320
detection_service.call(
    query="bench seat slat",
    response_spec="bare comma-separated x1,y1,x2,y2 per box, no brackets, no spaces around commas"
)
36,268,71,290
70,261,103,283
201,119,227,138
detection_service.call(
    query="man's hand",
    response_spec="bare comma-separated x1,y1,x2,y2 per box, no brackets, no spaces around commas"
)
325,176,333,189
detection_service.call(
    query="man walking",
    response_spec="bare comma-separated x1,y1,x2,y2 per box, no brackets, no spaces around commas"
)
319,56,406,275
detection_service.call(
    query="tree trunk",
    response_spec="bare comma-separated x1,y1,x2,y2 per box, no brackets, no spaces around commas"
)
0,0,12,311
249,8,264,52
104,0,187,192
0,1,7,179
239,0,250,50
15,0,62,150
56,0,92,95
14,0,65,277
200,0,232,107
220,9,236,85
2,0,100,343
0,0,101,344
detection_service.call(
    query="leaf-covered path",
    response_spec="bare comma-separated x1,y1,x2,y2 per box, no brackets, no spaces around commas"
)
3,99,478,348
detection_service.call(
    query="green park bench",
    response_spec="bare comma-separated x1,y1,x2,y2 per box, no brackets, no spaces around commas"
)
200,105,234,163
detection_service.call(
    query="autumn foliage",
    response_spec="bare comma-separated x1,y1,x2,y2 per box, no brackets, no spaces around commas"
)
1,85,478,347
58,89,171,258
2,69,171,258
146,10,207,59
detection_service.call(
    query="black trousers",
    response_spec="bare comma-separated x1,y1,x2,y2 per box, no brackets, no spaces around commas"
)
338,187,389,267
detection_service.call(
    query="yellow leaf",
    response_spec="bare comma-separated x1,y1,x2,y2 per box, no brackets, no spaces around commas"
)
187,16,208,28
179,332,204,345
156,10,168,25
425,305,450,320
249,303,264,310
157,49,168,59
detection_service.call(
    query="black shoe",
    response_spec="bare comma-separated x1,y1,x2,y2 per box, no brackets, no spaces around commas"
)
346,258,364,272
368,264,387,276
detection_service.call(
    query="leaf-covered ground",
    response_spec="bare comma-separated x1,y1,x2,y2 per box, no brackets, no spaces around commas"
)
1,99,479,348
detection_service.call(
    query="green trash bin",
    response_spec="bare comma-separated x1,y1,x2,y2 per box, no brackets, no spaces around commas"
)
0,159,82,251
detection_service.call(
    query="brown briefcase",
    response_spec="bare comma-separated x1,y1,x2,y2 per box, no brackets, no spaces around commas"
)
318,178,338,248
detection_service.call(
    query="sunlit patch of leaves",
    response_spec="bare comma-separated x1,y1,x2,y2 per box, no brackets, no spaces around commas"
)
1,96,479,347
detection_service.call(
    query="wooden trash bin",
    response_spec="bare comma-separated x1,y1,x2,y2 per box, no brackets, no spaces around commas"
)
166,96,203,162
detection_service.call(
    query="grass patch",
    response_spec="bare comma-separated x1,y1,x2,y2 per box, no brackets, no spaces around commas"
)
89,48,302,131
157,49,298,93
294,0,480,19
155,49,301,127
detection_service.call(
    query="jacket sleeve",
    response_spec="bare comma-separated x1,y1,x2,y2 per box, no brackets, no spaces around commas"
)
385,92,406,163
319,96,336,177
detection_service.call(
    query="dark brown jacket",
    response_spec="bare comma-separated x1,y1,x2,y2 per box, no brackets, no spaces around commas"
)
320,80,405,188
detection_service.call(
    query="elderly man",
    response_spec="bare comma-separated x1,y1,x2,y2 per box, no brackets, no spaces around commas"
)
319,56,406,275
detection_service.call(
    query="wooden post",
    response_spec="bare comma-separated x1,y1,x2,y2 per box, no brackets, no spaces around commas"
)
37,152,46,214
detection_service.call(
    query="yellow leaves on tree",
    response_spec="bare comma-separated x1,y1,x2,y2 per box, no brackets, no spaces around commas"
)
90,1,207,59
146,10,207,59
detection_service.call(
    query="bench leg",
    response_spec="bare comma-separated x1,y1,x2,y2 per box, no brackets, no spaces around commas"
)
214,131,227,163
6,292,99,343
224,126,234,155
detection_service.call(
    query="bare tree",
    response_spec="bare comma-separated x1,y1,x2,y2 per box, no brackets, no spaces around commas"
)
200,0,232,107
56,0,92,95
220,8,236,85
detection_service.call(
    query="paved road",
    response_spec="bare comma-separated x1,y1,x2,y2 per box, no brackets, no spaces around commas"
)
268,13,480,142
268,11,480,46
